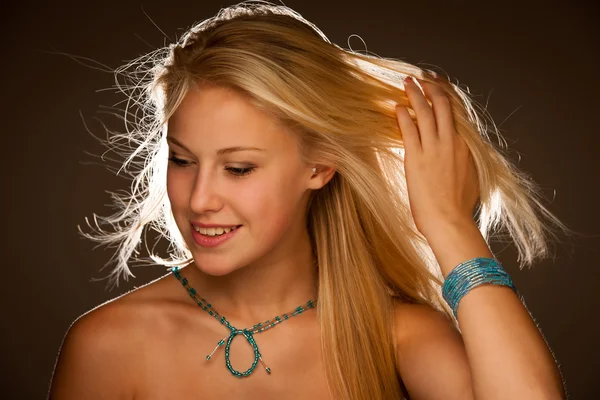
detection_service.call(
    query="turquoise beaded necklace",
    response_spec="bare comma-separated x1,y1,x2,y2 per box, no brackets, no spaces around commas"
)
171,266,317,378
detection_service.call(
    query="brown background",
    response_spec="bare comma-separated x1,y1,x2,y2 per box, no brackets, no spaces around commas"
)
2,0,599,398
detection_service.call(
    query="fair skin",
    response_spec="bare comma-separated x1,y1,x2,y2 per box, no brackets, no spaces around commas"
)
162,84,328,324
394,76,565,399
49,80,565,400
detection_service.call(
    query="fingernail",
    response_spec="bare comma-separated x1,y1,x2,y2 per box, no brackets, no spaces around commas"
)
404,76,413,85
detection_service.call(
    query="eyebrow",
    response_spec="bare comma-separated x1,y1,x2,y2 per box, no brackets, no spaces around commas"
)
166,136,266,156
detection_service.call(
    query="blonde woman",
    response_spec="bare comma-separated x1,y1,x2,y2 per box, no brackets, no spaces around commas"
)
49,1,567,399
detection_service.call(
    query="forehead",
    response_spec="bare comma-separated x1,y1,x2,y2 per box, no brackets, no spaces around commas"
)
167,85,294,152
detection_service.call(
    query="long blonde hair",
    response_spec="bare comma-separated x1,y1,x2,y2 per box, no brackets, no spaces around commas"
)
81,1,566,398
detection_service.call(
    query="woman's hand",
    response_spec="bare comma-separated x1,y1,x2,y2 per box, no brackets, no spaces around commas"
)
394,77,566,400
395,76,480,239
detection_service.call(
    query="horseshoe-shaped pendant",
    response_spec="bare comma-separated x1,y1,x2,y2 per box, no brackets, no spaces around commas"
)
223,329,261,377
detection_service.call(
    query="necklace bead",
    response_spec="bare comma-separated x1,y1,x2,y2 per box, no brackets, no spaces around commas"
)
171,266,317,377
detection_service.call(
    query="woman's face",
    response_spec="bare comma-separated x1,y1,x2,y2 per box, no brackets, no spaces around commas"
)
166,85,314,276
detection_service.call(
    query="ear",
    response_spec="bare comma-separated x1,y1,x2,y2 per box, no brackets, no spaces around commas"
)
308,165,336,190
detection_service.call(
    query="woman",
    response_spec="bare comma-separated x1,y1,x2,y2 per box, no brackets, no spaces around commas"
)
49,1,567,398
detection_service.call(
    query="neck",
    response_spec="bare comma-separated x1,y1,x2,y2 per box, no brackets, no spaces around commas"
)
178,231,319,329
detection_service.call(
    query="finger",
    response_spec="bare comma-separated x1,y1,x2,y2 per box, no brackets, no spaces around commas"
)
420,80,456,144
404,76,438,148
395,105,422,153
455,135,480,207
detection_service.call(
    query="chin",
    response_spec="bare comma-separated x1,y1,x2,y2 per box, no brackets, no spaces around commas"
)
189,256,242,277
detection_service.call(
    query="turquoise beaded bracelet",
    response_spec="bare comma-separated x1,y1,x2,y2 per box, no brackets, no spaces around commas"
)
442,257,517,318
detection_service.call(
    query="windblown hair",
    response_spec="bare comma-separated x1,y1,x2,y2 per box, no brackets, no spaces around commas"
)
81,1,566,398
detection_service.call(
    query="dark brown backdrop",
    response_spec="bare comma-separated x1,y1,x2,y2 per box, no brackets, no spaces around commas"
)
2,0,599,398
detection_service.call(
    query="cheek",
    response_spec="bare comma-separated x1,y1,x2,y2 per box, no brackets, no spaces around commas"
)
241,172,303,233
166,169,190,210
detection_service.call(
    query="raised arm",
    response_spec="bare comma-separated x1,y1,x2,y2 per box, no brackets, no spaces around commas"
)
393,76,566,400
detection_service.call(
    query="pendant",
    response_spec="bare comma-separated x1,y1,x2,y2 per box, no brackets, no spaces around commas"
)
225,329,260,377
207,328,271,378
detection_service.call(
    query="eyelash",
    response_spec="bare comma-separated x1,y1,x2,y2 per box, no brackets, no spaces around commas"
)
167,156,256,177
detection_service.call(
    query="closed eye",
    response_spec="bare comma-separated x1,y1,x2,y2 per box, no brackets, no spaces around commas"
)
226,166,255,177
167,156,190,167
168,156,255,178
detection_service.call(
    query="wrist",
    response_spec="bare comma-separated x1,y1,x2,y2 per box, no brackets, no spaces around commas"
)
421,217,493,278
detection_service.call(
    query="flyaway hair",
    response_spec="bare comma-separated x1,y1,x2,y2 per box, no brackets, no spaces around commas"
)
80,1,568,398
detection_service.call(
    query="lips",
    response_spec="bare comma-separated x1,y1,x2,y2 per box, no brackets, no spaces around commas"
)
191,222,242,228
190,223,241,248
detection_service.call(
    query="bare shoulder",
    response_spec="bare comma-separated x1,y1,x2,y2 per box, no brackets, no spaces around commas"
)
49,271,185,399
392,301,474,400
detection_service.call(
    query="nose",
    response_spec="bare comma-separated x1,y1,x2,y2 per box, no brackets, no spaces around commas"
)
189,168,223,215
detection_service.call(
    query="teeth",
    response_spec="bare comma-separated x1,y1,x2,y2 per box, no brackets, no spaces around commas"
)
194,225,239,236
